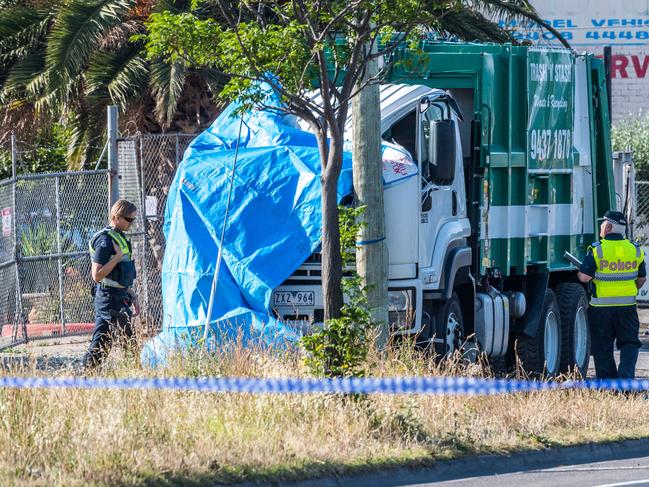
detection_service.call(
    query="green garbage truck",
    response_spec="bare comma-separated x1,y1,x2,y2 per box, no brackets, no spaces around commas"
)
273,42,634,376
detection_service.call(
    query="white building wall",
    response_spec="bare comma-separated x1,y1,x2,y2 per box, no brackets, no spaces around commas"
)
607,47,649,121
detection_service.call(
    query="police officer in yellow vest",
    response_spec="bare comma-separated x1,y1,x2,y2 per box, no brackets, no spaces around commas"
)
83,200,140,368
578,210,647,379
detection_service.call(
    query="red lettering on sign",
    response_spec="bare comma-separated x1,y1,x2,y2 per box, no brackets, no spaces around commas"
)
391,161,408,176
632,55,649,78
612,55,629,78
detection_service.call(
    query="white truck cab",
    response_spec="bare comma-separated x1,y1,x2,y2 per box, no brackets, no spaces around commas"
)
273,84,487,356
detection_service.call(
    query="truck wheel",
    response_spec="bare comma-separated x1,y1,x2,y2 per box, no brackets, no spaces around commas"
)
515,289,562,377
435,292,477,361
555,283,590,377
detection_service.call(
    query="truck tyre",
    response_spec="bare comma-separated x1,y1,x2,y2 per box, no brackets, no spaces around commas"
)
515,289,562,377
434,292,477,361
555,283,590,377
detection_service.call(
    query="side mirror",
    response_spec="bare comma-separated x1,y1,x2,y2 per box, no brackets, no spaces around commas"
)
426,119,456,183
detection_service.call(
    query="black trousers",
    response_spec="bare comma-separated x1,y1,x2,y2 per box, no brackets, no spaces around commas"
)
83,287,135,368
588,304,641,379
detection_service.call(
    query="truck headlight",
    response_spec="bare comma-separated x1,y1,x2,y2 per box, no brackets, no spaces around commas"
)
388,289,411,311
388,288,415,330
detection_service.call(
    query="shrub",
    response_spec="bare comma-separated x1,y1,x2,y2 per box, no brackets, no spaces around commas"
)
301,276,374,377
301,205,376,377
611,114,649,180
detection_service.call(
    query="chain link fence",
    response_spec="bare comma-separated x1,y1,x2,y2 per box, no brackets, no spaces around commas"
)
117,134,195,334
0,179,21,349
635,181,649,245
0,133,193,350
0,170,110,350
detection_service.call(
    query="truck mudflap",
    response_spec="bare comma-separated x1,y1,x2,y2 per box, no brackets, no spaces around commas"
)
521,272,550,338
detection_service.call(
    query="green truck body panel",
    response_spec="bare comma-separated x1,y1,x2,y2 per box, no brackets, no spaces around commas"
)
388,42,615,278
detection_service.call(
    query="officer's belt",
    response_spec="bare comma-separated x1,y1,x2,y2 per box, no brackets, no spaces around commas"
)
99,278,125,290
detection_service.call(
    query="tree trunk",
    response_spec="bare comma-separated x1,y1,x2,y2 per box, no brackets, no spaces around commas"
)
352,56,389,347
320,138,345,321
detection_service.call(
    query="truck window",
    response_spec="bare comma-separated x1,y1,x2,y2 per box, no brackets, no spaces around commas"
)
381,111,416,158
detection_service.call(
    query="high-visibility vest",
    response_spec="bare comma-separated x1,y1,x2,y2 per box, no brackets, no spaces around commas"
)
88,227,135,288
590,238,645,306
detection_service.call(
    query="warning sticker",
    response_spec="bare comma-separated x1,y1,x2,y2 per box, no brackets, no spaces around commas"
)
2,208,11,237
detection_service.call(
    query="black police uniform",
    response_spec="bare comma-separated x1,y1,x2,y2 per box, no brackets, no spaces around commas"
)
579,211,646,379
83,227,137,368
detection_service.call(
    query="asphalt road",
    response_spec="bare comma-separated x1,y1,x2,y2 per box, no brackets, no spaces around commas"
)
282,441,649,487
427,454,649,487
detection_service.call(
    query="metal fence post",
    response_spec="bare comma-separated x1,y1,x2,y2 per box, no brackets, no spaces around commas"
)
10,132,16,179
55,176,66,334
10,135,26,343
108,106,119,207
137,135,150,332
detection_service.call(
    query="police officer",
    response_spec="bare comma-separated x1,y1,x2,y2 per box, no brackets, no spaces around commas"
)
83,199,139,368
577,210,647,379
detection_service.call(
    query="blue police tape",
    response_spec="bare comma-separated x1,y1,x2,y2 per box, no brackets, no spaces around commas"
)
1,376,649,395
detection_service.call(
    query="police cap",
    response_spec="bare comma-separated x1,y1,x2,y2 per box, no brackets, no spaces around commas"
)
604,210,627,226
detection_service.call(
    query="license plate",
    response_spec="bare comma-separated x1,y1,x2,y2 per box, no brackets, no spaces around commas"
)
274,291,315,306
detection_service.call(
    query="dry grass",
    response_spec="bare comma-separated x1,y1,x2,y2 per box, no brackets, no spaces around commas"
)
1,339,649,486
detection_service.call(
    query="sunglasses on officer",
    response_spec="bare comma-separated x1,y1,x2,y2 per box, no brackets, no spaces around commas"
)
121,215,135,223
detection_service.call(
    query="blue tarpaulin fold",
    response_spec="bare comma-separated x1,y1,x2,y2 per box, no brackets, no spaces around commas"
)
141,84,416,367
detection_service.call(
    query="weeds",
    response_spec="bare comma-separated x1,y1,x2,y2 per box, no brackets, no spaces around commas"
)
301,205,376,377
1,337,648,486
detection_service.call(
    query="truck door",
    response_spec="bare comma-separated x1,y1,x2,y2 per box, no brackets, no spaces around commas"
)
416,98,467,269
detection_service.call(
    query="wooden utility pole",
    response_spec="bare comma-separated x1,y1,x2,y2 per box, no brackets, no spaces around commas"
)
352,42,388,347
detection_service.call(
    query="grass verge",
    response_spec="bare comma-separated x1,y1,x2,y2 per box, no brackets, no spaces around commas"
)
1,339,648,486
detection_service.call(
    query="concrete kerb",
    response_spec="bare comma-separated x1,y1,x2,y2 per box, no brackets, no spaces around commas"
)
228,438,649,487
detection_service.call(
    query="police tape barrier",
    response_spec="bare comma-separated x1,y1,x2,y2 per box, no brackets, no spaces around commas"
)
1,376,649,395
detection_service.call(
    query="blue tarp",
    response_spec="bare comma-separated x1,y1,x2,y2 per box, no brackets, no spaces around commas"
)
141,84,416,367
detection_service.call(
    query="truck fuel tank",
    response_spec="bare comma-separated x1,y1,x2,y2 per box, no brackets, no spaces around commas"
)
475,291,510,357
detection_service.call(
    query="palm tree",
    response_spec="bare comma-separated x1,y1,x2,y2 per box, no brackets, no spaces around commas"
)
446,1,569,47
0,0,560,169
0,0,225,167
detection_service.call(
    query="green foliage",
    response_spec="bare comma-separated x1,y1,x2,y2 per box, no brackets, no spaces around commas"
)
0,148,10,179
0,0,547,165
0,123,69,178
141,11,316,107
20,223,57,256
302,276,374,378
338,204,366,265
301,206,374,378
612,115,649,180
46,0,135,89
141,1,545,115
0,0,217,167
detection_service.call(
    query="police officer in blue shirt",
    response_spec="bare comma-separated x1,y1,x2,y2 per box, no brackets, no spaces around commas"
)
578,210,647,379
83,199,139,368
